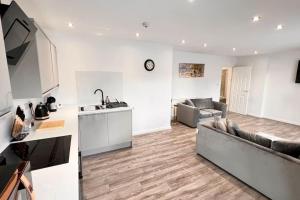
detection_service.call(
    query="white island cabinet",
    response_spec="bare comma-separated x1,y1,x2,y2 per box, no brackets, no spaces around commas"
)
79,107,132,156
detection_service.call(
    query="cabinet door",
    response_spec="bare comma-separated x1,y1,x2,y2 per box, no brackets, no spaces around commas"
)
108,111,132,145
79,114,109,153
0,20,12,116
50,43,59,87
36,29,54,93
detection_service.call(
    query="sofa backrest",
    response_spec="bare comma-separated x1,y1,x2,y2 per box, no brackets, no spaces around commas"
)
201,123,300,163
190,98,214,109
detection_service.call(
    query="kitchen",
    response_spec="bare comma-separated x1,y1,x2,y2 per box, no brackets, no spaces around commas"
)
0,1,133,199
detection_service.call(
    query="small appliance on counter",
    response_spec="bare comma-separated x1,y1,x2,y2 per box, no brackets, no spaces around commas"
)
46,96,57,112
34,103,49,120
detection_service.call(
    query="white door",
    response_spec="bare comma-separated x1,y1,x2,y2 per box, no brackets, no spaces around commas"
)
229,66,252,115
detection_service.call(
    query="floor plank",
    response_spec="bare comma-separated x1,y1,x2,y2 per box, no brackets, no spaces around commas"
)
82,113,300,200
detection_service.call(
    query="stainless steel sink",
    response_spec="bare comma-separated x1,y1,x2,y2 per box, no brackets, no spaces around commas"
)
79,105,102,112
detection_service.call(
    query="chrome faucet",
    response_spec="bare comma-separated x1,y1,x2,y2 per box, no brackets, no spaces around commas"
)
94,89,104,105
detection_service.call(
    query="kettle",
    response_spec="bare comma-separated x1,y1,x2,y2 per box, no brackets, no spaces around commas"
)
46,96,57,112
35,102,49,120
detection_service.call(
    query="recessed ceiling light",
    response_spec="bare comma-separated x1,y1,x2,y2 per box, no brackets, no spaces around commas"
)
68,22,73,28
188,0,195,3
233,48,236,52
96,33,103,36
181,40,186,44
136,32,140,38
276,24,283,30
254,50,258,55
203,43,207,48
252,16,261,23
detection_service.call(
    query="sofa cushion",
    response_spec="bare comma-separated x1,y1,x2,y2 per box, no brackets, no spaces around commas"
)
214,118,227,132
199,110,213,118
271,140,300,157
236,129,272,148
226,119,240,136
185,99,195,107
202,109,222,117
191,98,214,109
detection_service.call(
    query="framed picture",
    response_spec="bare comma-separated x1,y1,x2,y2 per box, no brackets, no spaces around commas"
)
179,63,205,78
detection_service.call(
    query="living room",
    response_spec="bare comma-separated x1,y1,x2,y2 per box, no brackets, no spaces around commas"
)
0,0,299,200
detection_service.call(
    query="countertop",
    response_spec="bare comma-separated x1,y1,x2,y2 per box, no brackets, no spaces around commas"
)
17,106,79,200
78,106,133,116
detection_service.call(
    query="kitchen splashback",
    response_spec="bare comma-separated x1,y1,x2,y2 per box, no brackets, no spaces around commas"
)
76,71,123,105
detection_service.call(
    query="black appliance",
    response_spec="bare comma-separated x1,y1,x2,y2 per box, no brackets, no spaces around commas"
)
0,136,71,199
46,96,57,112
296,60,300,83
34,102,49,120
1,135,72,171
0,1,37,65
106,101,128,109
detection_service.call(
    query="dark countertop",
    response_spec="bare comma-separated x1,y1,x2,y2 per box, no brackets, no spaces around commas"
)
0,135,71,197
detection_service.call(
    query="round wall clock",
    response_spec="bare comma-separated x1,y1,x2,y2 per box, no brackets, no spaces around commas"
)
144,59,155,71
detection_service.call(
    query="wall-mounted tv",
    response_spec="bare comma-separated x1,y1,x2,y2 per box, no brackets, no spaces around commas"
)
296,60,300,83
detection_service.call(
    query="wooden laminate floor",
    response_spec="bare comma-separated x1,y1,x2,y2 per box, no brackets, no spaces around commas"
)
82,113,300,200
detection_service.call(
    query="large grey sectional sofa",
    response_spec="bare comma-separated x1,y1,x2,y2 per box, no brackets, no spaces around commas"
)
197,121,300,200
177,98,227,128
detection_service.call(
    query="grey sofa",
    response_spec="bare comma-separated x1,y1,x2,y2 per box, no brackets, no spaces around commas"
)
177,98,227,128
197,123,300,200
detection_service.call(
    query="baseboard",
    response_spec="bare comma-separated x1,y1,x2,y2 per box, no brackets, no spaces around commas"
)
81,142,132,157
244,113,300,126
262,115,300,126
133,126,172,136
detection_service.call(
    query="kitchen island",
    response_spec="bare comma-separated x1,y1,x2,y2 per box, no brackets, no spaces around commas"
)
17,106,79,200
78,106,133,156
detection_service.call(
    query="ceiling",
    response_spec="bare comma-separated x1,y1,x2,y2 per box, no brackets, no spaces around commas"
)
16,0,300,56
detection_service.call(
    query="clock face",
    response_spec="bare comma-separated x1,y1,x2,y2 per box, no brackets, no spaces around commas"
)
144,59,155,71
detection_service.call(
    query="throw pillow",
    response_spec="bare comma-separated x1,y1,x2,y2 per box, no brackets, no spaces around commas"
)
271,140,300,158
236,129,271,148
214,118,227,132
226,119,240,136
185,99,195,107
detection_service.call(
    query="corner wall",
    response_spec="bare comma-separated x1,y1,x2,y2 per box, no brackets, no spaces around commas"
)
236,50,300,125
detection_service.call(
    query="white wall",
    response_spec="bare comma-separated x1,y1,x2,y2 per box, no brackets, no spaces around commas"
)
172,51,236,101
236,50,300,125
47,32,173,134
235,56,269,117
262,50,300,125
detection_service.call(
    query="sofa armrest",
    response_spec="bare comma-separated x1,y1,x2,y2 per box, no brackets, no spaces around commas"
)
213,101,227,118
177,103,199,128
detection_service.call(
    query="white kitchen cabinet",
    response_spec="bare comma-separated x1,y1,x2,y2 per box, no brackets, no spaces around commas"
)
79,109,132,156
8,22,59,99
50,43,59,87
79,114,109,155
0,19,12,116
108,111,132,145
36,28,54,93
